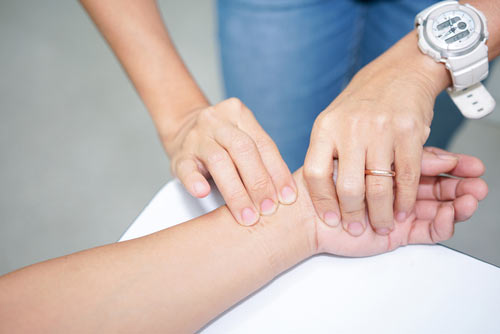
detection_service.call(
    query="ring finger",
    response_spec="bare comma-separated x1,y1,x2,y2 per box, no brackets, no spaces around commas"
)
365,144,395,235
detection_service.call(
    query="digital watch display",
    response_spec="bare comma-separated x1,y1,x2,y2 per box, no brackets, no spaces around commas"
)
415,1,495,119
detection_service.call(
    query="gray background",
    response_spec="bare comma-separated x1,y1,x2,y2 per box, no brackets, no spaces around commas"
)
1,0,499,276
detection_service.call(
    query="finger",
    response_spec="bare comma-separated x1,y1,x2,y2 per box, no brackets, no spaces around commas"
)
420,149,459,176
173,156,211,198
423,147,485,177
199,141,259,226
394,140,422,223
304,127,341,227
453,194,478,222
414,195,478,222
214,126,278,216
239,107,297,205
407,202,455,244
337,146,366,236
365,144,394,234
455,177,488,201
417,176,488,202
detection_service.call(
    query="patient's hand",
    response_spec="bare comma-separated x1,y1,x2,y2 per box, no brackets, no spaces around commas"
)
291,147,488,257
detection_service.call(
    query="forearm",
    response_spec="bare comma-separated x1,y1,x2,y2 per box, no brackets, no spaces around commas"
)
79,0,209,144
0,197,315,332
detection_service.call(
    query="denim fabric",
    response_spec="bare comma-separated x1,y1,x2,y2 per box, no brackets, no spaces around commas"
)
217,0,464,171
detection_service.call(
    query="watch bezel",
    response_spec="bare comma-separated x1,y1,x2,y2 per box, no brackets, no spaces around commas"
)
423,3,485,58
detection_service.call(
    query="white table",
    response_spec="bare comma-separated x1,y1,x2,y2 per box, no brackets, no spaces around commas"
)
120,180,500,334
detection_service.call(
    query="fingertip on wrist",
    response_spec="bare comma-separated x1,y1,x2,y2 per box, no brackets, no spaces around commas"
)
344,221,365,237
323,211,340,227
260,198,278,216
279,185,297,205
241,207,259,226
396,211,407,223
192,181,210,198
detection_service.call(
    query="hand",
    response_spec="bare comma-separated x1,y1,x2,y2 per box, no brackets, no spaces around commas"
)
304,54,439,236
165,98,297,226
296,148,488,257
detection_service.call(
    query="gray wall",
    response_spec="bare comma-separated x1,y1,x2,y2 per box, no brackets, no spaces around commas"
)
1,0,499,276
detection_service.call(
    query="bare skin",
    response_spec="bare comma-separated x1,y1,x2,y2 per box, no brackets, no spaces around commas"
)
81,0,499,234
0,149,488,333
79,0,297,226
304,0,500,235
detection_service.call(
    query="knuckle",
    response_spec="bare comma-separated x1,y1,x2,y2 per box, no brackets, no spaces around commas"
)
226,187,248,204
225,97,244,111
314,113,332,130
310,192,334,207
337,181,364,200
254,135,274,153
397,168,420,187
206,149,228,166
366,181,390,200
341,207,365,218
372,220,394,230
197,107,216,123
304,164,328,181
394,115,420,134
230,135,255,155
250,175,271,193
175,158,192,173
372,112,392,130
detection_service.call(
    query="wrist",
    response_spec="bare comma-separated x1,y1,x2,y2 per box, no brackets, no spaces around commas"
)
157,104,207,157
256,171,318,274
387,31,451,99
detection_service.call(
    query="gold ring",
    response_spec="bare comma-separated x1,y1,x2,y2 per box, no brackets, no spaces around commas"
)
365,169,396,177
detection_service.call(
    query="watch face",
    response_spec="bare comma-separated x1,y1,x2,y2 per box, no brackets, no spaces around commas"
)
432,10,475,46
424,4,484,56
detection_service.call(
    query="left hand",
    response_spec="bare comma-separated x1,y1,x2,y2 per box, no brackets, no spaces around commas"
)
304,52,439,236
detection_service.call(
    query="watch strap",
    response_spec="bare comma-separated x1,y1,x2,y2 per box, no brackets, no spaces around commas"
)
448,82,496,119
446,44,489,91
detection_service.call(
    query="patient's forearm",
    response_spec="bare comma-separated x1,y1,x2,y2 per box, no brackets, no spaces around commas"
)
0,199,315,333
0,151,486,332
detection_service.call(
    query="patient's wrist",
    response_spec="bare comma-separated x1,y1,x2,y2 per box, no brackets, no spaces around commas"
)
249,172,318,274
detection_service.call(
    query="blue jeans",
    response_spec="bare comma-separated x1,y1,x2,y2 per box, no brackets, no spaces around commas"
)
217,0,465,171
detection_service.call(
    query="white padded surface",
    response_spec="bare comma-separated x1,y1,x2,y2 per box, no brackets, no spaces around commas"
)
120,179,500,334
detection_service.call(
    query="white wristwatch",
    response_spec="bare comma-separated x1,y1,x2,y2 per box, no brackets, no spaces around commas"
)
415,0,496,119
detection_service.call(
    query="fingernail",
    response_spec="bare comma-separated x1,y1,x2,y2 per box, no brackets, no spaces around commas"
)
260,199,277,215
377,228,391,235
347,222,364,236
280,186,297,204
437,154,458,161
193,182,207,196
396,211,407,223
324,211,340,227
241,207,258,226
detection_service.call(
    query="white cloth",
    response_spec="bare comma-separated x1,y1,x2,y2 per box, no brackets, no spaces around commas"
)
120,179,500,334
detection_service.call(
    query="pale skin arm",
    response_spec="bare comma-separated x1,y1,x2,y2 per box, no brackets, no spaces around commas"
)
304,0,500,236
0,149,488,333
79,0,297,226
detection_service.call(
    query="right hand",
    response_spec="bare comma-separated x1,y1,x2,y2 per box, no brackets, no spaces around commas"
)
165,98,297,226
307,148,488,256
